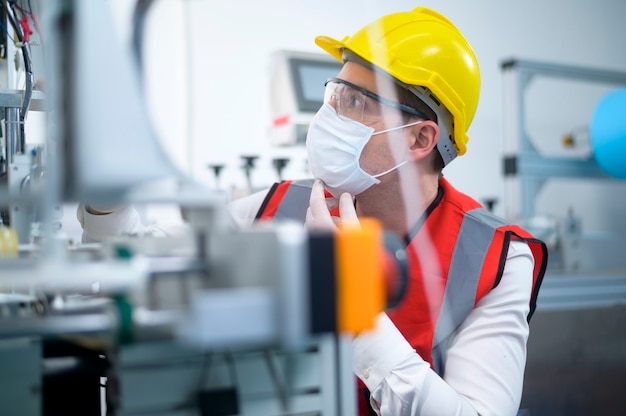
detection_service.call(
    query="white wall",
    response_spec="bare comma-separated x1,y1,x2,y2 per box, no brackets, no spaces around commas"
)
122,0,626,231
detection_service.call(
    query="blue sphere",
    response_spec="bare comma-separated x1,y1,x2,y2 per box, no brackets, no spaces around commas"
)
590,88,626,179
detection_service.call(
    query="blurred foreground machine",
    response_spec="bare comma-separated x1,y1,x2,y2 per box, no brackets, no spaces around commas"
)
0,1,400,415
0,214,387,415
501,59,626,415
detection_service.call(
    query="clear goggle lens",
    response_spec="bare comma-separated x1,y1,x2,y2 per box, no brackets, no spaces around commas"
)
323,77,430,124
324,79,381,123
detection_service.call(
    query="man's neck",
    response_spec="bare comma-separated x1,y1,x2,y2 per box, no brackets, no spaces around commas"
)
355,172,440,239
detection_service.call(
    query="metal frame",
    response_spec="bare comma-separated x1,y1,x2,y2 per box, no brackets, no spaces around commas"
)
500,58,626,220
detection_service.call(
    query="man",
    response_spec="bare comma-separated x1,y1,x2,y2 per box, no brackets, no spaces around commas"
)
80,6,547,415
233,7,547,415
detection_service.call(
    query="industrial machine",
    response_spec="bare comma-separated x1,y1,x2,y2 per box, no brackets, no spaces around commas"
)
0,1,399,415
2,1,625,414
501,58,626,415
269,49,342,146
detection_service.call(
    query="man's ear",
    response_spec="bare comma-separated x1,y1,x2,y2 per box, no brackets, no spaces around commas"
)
407,120,439,160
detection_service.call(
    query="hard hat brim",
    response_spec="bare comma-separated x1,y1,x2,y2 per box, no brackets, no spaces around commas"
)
315,35,346,63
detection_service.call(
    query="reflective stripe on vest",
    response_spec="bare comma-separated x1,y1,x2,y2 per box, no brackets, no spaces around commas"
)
261,179,314,222
431,207,508,374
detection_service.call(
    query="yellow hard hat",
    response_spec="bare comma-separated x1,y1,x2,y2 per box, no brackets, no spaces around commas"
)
315,7,480,162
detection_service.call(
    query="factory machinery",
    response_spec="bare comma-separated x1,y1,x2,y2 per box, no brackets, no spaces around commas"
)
0,1,407,415
501,59,626,415
1,1,625,415
0,203,388,416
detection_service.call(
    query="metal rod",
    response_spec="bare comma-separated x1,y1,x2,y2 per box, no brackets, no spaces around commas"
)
5,107,21,163
0,312,115,340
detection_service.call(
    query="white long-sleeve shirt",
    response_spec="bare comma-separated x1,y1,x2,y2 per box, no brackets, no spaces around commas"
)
78,192,534,416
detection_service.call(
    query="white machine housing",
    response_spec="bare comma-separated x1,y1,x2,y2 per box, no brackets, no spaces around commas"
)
269,50,342,146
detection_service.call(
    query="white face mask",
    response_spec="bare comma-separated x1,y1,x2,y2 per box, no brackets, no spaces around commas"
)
306,103,421,197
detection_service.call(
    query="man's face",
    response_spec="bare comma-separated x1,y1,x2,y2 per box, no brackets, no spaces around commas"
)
332,61,413,181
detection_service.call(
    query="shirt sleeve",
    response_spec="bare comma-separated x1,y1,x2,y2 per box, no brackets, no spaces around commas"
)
352,240,534,416
77,190,270,243
227,190,269,229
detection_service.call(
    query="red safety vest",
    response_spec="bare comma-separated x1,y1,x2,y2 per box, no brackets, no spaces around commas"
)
256,177,547,415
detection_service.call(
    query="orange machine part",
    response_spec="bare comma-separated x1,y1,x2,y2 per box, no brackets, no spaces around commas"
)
335,218,385,333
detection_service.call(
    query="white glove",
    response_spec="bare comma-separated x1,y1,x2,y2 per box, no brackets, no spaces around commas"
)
305,179,360,231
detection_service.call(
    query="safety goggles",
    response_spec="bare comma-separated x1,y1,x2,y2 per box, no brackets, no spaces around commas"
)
324,77,430,123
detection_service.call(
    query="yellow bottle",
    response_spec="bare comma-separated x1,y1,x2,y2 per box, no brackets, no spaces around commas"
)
0,220,18,258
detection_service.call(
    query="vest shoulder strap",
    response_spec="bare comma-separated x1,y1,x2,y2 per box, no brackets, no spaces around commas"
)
430,207,547,375
255,179,314,222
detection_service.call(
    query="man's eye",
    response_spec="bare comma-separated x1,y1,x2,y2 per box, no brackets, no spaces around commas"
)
344,92,363,109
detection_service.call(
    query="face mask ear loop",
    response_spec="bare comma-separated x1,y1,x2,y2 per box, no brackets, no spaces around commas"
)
372,120,423,136
369,120,421,178
372,160,409,178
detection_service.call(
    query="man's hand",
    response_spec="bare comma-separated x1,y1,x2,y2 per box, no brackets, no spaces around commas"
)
305,179,360,231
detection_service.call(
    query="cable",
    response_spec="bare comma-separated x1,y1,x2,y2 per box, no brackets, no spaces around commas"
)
7,1,32,73
4,0,33,151
0,18,15,42
11,0,40,40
